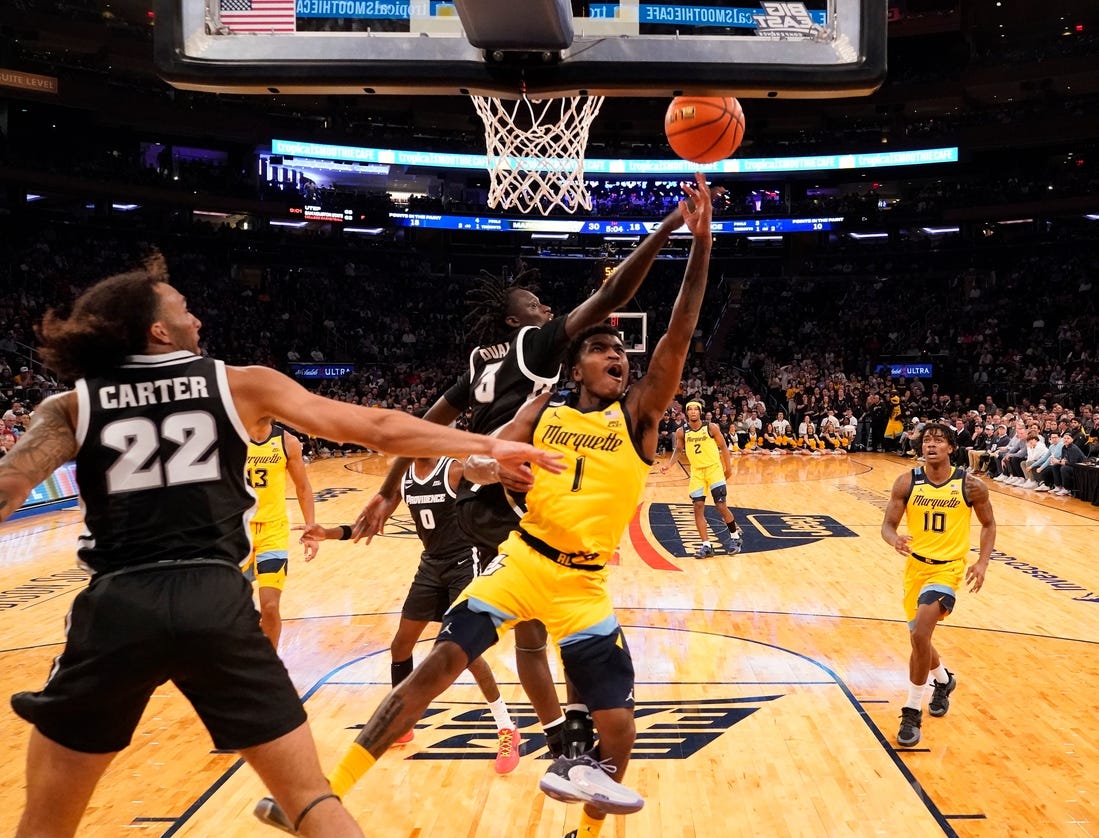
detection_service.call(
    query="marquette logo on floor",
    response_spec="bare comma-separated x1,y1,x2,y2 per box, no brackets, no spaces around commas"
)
348,696,782,761
648,503,856,558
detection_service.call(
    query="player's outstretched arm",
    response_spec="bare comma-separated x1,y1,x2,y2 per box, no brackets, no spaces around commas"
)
627,174,713,453
462,393,550,485
353,395,462,542
226,367,560,472
564,202,689,339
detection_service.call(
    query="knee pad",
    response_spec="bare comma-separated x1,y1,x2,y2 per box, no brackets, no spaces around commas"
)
710,484,728,504
438,600,498,666
560,628,635,712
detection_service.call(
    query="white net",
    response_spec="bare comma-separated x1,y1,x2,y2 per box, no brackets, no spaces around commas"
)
470,93,605,215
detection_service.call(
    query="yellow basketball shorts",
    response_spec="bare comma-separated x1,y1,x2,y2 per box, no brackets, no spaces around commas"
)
688,461,726,500
245,519,289,592
902,555,965,625
451,531,616,647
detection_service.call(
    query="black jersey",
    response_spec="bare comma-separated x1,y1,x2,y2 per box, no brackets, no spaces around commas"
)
443,317,570,435
73,351,254,576
444,318,571,542
400,458,471,564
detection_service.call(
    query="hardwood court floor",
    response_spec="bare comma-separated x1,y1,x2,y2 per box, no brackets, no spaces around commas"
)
1,452,1098,837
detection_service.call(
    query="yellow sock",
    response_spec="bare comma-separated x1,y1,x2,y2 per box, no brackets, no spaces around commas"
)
576,809,605,838
328,743,376,798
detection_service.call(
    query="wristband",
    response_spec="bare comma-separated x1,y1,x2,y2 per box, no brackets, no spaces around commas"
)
339,525,353,541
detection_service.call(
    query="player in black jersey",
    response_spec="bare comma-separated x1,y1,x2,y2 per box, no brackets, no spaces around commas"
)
0,255,559,838
352,203,697,760
299,455,522,774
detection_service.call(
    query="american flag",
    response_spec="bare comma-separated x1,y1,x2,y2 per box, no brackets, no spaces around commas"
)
218,0,296,33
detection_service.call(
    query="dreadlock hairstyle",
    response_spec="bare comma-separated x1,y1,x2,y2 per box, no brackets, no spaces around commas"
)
36,249,170,384
464,268,541,345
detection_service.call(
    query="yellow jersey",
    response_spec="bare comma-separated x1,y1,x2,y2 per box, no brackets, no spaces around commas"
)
684,421,721,470
523,393,652,562
905,466,972,562
246,427,288,524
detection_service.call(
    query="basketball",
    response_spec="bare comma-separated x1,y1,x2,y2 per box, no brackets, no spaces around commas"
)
664,96,745,164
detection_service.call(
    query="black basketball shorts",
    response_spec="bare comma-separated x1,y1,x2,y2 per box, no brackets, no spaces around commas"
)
402,553,476,623
455,486,522,572
11,561,306,754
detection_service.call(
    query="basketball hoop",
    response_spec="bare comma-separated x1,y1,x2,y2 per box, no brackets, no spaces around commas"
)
471,91,605,216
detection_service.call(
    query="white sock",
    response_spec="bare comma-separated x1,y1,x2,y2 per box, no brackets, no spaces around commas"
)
904,681,927,710
487,697,513,730
701,540,711,548
929,664,949,685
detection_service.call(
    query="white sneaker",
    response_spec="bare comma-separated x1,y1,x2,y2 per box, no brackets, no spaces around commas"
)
539,754,644,815
1022,480,1038,489
1035,483,1050,492
994,475,1007,482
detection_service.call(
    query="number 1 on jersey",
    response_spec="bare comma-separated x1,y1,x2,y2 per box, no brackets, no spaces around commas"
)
571,456,586,492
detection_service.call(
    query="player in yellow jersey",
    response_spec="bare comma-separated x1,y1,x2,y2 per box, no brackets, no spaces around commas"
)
254,174,715,838
246,418,318,649
660,399,742,558
881,422,996,747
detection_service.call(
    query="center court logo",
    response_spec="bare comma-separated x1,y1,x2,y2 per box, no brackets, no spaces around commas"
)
647,503,856,559
354,696,782,761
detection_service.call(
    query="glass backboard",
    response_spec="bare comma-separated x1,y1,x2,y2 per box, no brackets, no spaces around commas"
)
155,0,885,98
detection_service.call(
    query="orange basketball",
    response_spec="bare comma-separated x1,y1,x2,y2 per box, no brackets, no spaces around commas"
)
664,96,745,164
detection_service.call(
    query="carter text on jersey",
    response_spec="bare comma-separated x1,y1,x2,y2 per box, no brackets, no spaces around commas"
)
98,376,210,409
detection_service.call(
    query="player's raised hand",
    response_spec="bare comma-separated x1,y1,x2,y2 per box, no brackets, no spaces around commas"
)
679,172,713,236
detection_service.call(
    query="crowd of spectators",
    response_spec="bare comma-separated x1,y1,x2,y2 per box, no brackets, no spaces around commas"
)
3,217,1096,495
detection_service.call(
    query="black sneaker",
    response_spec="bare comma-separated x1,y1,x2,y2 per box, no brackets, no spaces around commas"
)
253,797,297,834
897,707,922,747
928,671,957,717
562,709,595,759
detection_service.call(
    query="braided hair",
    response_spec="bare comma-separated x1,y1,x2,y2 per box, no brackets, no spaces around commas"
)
464,268,541,345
